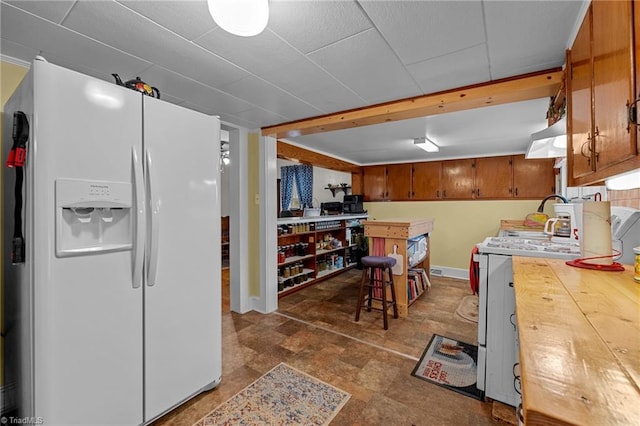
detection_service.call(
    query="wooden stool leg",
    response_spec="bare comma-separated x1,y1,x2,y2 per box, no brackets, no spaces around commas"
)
366,268,374,312
381,266,389,330
355,267,368,322
388,267,399,319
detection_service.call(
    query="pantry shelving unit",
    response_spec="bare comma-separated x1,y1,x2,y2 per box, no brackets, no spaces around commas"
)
277,214,368,297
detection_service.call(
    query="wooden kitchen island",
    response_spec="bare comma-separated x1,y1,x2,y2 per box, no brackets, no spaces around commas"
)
512,257,640,425
363,217,434,317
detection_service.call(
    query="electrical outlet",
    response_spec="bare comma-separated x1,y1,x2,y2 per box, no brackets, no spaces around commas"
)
254,194,260,205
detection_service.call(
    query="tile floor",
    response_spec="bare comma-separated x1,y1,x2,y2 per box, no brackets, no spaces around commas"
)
152,269,501,425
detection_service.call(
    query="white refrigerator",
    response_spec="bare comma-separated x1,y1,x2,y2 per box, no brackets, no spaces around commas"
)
2,60,222,425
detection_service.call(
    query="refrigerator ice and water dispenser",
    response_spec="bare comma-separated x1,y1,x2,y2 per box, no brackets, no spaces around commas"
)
55,178,132,257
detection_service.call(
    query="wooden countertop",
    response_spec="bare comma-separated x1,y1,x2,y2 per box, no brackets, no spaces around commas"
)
512,257,640,426
363,217,434,239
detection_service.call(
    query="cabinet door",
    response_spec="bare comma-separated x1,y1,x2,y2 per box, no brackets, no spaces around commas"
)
441,158,475,199
412,161,442,200
363,165,387,201
475,156,512,199
568,7,594,180
636,0,640,148
592,0,636,170
386,163,412,201
512,155,556,199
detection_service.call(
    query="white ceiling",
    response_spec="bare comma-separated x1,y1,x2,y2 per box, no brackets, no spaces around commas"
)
1,0,587,165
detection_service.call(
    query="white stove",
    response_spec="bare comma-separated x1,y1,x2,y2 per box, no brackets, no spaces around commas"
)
477,236,581,259
474,236,580,408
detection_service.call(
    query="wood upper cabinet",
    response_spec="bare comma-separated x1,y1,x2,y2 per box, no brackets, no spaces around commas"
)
475,156,512,199
568,1,639,185
512,155,556,198
568,6,594,180
362,155,555,201
636,0,640,147
412,161,442,200
386,163,412,201
363,165,387,201
441,159,475,199
592,0,636,170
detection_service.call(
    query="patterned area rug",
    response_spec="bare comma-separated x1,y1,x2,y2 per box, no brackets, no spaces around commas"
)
194,363,350,426
455,295,479,323
411,334,483,400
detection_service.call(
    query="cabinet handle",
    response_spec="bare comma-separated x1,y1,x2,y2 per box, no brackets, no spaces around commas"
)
475,189,480,198
627,98,638,129
594,126,600,162
514,187,518,196
443,190,447,198
436,190,439,198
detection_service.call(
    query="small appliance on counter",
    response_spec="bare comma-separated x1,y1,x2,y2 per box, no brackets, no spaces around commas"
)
343,194,365,214
543,203,582,243
321,201,343,215
611,206,640,265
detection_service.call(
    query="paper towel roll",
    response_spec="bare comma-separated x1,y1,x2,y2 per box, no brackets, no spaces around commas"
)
581,201,613,265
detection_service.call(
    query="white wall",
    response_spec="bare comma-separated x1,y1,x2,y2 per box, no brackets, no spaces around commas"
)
277,159,352,208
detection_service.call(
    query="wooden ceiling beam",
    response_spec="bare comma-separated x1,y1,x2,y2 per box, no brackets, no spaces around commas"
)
277,141,362,174
262,68,563,139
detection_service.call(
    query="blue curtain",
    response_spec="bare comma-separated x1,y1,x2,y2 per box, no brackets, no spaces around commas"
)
294,164,314,208
281,166,296,212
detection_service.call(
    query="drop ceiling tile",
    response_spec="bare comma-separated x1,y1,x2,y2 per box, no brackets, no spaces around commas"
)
255,56,365,113
0,4,152,78
62,1,249,88
484,1,583,79
215,112,260,130
219,75,324,124
195,27,307,79
230,107,290,127
139,66,256,115
6,0,75,24
118,0,217,41
360,0,486,65
0,39,38,64
407,44,490,95
308,28,421,104
269,1,372,54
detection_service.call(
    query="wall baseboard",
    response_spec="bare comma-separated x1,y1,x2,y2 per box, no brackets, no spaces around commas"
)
430,265,468,281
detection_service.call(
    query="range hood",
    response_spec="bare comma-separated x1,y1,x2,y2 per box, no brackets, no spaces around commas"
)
525,117,567,159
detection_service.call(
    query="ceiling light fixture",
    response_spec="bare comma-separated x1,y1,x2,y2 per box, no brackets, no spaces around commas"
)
207,0,269,37
414,137,439,153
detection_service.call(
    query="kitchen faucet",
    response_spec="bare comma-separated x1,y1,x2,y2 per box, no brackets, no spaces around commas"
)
536,194,569,213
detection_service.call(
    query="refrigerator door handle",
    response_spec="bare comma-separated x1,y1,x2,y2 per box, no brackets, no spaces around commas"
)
146,150,160,286
132,147,145,288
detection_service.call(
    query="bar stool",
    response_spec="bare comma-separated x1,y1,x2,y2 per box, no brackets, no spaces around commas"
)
354,256,399,330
